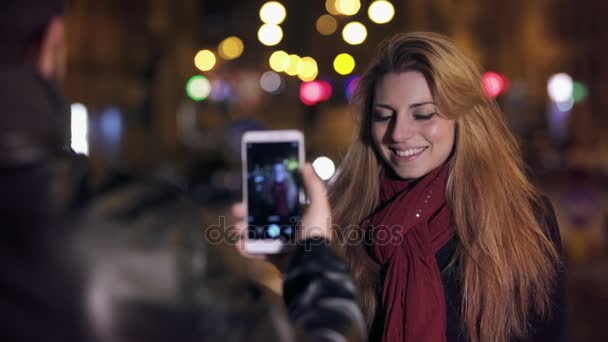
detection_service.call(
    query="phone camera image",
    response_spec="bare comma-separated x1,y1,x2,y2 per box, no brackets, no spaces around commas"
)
246,141,302,240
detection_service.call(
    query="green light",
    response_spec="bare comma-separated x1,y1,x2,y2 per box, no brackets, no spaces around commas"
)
287,158,299,171
186,75,211,101
572,81,588,104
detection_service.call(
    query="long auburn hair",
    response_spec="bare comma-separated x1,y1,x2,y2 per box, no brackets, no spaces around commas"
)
329,32,560,342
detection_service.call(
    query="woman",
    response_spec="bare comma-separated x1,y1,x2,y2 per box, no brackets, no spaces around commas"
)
329,32,567,342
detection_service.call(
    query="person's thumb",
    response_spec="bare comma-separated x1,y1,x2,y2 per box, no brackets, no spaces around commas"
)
299,163,332,241
301,163,327,206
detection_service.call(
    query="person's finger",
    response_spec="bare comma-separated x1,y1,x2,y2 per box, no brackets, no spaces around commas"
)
299,163,332,240
234,221,246,236
301,163,327,206
231,202,244,219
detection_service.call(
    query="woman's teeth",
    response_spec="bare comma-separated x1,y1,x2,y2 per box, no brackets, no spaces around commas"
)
394,147,426,157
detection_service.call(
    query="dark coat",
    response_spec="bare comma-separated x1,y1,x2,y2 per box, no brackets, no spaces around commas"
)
0,64,366,342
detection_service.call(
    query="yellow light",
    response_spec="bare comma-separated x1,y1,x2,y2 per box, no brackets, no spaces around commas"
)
194,49,216,71
342,21,367,45
298,57,318,81
336,0,361,16
368,1,395,24
269,50,290,72
258,24,283,46
218,36,244,60
333,53,355,75
259,1,287,25
325,0,339,15
285,54,302,76
316,14,337,36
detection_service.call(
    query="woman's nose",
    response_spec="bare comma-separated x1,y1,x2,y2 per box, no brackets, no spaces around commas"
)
389,115,414,142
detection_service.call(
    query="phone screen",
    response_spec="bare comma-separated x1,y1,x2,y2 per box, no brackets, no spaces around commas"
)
246,141,302,240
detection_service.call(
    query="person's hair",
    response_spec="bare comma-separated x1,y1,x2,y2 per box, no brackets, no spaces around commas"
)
0,0,65,65
329,32,560,342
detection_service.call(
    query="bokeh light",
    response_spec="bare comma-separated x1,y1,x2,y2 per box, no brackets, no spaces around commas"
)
556,97,574,112
70,103,89,156
342,22,367,45
368,1,395,24
313,156,336,180
260,71,283,94
194,49,216,72
258,24,283,46
318,80,333,101
298,57,318,82
345,75,360,101
269,50,290,72
300,81,324,106
482,71,509,98
209,79,232,102
336,0,361,16
316,14,338,36
285,54,302,76
547,73,573,103
186,75,211,101
259,1,287,25
333,53,355,75
572,81,588,104
325,0,339,15
218,36,244,60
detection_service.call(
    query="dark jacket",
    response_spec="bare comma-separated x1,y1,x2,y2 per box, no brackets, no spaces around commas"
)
0,64,366,342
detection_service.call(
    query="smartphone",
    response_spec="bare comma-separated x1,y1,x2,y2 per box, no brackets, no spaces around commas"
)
241,130,305,254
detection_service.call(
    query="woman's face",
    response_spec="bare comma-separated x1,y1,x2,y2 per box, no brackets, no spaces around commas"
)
371,71,456,180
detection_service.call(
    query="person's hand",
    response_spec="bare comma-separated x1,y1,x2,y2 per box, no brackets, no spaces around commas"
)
297,163,332,241
231,163,332,263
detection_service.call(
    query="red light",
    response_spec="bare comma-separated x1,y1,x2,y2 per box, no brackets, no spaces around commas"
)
482,71,509,98
319,80,333,101
300,81,331,106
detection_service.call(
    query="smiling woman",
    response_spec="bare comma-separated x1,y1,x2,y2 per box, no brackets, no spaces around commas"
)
329,32,568,342
371,71,455,180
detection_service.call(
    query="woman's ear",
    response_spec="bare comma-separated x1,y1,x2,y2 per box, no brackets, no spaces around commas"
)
35,16,66,82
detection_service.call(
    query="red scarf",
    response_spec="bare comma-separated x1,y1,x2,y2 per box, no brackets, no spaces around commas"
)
365,164,453,341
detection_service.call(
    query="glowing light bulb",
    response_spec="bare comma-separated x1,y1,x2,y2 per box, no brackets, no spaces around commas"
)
336,0,361,16
259,1,287,25
298,57,318,82
258,24,283,46
70,103,89,156
194,49,216,71
342,21,367,45
547,73,573,103
285,54,302,76
260,71,283,94
313,156,336,180
333,53,355,75
368,1,394,24
186,75,211,101
316,14,338,36
218,36,244,60
269,50,290,72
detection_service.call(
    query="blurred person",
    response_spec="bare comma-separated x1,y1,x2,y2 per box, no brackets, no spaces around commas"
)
0,1,366,341
328,32,568,342
263,162,298,217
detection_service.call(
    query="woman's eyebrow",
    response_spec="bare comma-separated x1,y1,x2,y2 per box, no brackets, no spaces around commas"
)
373,101,435,110
372,103,396,111
409,101,435,109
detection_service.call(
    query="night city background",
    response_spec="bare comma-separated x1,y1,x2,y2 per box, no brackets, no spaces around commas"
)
61,0,607,340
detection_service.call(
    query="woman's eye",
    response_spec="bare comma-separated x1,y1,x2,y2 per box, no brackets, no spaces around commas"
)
413,112,436,120
372,113,392,122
